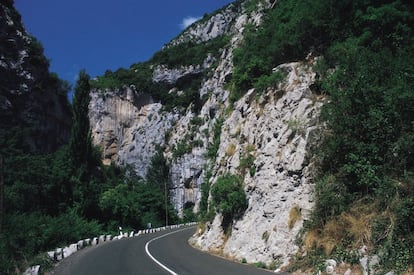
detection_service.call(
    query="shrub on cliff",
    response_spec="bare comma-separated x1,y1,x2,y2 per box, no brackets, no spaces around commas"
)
211,174,247,229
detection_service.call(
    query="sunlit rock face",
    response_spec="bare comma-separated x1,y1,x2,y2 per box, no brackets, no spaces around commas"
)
0,1,72,152
89,86,178,177
190,60,325,267
165,3,241,47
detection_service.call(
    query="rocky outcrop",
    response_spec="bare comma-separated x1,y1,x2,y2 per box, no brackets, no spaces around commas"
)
89,86,178,177
166,2,242,47
152,55,215,85
0,1,72,152
191,60,326,268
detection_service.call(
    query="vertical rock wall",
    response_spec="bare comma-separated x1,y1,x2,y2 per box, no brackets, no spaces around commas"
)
89,87,178,177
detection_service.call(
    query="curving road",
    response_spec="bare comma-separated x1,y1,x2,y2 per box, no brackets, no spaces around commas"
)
52,225,279,275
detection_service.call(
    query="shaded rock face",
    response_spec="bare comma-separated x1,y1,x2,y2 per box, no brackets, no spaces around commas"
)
152,54,215,85
0,1,72,152
191,61,325,267
170,153,205,215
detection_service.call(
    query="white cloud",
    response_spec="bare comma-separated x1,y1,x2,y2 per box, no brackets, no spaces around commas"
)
180,16,201,29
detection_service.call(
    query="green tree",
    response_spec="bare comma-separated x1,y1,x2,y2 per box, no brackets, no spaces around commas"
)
146,146,173,225
69,70,94,169
146,146,171,191
68,70,103,218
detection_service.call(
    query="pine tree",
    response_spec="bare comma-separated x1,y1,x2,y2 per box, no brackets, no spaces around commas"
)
146,146,171,191
69,70,93,169
68,70,101,217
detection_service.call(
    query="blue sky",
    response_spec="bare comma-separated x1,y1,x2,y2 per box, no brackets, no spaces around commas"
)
14,0,234,86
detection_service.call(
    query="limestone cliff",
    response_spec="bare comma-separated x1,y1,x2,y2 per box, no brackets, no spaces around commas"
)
88,0,325,267
89,86,178,177
0,0,72,152
190,60,325,267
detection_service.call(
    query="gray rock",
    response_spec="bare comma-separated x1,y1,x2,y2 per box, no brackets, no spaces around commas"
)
0,2,72,153
152,55,214,84
326,265,334,274
325,259,337,274
89,87,178,178
192,61,325,268
326,259,337,268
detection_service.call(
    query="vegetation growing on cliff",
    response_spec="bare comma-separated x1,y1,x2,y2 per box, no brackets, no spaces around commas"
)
91,35,230,111
152,35,230,68
231,0,414,272
211,174,247,229
199,117,225,224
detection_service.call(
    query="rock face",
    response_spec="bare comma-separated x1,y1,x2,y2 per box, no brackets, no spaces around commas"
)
89,86,178,177
88,0,325,267
152,54,215,85
165,2,243,47
191,60,325,267
0,1,72,152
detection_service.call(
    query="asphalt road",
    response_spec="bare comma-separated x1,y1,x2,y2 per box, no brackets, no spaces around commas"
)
52,225,278,275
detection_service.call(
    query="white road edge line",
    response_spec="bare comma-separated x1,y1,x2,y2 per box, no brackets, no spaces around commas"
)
145,227,193,275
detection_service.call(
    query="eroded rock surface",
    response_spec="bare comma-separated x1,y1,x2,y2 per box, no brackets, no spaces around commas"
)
191,61,325,267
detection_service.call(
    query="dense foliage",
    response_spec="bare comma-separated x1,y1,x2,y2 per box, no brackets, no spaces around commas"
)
69,70,94,168
152,35,230,68
232,0,414,272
